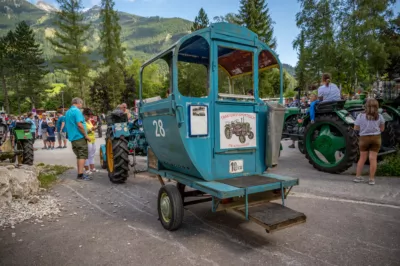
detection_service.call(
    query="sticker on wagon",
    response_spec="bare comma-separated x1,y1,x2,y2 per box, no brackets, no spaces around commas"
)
229,160,244,173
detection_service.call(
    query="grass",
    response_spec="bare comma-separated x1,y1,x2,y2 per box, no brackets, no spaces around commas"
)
376,150,400,177
37,164,72,188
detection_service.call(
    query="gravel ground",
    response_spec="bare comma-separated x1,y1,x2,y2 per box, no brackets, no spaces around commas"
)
0,136,399,266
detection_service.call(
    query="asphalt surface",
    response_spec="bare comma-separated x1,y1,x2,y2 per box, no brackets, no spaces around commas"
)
1,134,399,266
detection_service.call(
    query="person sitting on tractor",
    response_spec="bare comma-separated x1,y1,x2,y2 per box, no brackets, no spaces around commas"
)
309,92,319,123
317,73,341,102
120,103,132,121
309,73,341,123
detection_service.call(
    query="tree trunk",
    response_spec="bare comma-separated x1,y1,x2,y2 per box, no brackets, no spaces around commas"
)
1,73,9,114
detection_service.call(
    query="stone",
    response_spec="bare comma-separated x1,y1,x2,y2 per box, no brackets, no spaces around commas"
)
0,167,12,208
6,165,15,170
8,167,39,199
28,196,40,204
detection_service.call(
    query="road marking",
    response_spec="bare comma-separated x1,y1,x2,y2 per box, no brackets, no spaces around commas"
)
62,184,115,217
291,193,400,209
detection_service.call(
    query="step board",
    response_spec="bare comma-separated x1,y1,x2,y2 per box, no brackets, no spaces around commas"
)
234,202,306,233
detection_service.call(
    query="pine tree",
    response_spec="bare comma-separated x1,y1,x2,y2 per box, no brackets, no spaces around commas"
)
0,31,17,114
49,0,92,103
236,0,277,49
191,8,210,32
14,21,47,110
99,0,126,108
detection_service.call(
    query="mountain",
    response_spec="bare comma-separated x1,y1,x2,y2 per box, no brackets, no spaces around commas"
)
0,0,192,61
283,63,295,77
36,0,58,12
0,0,295,74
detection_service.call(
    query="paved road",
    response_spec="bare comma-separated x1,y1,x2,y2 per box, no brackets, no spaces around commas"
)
1,137,399,266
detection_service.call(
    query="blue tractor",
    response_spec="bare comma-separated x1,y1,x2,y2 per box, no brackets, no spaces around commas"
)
99,111,148,183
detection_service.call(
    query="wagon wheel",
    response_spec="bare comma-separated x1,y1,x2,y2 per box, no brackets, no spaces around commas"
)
239,135,246,143
224,127,232,139
157,185,183,231
298,140,305,154
248,131,254,139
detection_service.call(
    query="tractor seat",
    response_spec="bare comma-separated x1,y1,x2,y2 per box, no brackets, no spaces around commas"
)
315,100,346,113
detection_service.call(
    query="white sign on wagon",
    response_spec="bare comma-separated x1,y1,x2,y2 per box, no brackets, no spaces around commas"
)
219,112,257,149
189,105,208,136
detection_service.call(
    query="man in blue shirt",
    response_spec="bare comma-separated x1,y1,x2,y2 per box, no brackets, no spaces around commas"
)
25,112,37,144
65,98,91,181
56,111,67,149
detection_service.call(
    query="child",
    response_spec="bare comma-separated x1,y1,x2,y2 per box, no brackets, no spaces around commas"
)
46,122,56,150
309,91,319,123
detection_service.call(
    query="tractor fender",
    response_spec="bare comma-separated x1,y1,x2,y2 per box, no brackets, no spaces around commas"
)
100,144,107,162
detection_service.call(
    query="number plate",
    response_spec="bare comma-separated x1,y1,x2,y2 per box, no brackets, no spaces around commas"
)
229,160,244,174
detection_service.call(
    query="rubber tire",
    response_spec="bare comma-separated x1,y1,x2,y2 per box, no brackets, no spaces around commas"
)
298,140,305,154
381,121,396,149
239,135,246,143
107,137,129,184
248,131,254,139
100,149,107,169
158,185,184,231
21,140,34,165
304,114,358,174
98,126,102,138
225,127,232,139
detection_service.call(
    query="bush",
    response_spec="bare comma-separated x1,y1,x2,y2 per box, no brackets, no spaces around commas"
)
376,151,400,177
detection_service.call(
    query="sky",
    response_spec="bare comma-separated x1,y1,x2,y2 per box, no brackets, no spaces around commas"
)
33,0,400,66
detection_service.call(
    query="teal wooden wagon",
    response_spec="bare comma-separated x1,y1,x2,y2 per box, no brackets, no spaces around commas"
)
140,23,306,233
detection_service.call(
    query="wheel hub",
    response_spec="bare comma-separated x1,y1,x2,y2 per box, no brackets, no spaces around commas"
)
160,193,171,222
311,125,346,164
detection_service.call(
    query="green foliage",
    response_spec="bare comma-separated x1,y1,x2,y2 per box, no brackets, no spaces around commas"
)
97,0,126,107
37,164,71,188
0,21,47,114
294,0,397,93
235,0,277,49
48,0,92,102
382,13,400,79
376,150,400,177
191,8,210,32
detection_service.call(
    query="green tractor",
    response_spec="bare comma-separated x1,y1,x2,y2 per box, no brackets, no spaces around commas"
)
0,121,34,165
281,90,358,174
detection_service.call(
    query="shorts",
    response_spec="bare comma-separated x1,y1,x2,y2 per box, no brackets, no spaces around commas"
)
71,138,88,159
57,132,66,141
359,135,381,152
42,129,48,141
47,136,56,142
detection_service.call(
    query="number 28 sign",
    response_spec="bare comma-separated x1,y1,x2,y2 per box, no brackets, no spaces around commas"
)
153,119,166,137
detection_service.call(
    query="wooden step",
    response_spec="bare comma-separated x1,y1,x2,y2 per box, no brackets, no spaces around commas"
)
234,202,306,233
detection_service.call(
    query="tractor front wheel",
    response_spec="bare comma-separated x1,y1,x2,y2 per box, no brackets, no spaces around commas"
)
239,135,246,143
106,137,129,184
304,114,358,174
248,131,254,139
20,140,34,165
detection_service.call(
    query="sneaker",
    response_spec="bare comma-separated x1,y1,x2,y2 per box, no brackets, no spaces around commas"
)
42,147,47,150
288,144,295,149
85,170,93,175
63,146,67,149
90,169,100,173
51,147,54,150
56,146,62,149
47,147,50,150
77,174,92,181
353,177,364,183
369,180,375,185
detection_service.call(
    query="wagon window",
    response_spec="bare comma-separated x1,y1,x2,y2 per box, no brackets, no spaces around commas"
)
218,47,254,100
141,52,172,100
258,49,279,99
177,36,209,98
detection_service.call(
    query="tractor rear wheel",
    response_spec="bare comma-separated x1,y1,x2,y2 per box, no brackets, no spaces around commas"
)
381,121,396,148
106,137,129,184
304,114,358,174
20,140,34,165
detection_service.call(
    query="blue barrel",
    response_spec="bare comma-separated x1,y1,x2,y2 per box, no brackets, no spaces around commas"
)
140,23,283,181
